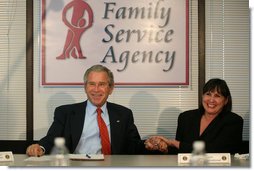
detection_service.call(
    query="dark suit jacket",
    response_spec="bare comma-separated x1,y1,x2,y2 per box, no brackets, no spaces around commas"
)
173,109,243,154
39,101,143,154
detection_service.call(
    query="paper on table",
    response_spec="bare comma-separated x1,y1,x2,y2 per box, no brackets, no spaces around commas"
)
234,153,249,160
24,156,53,162
69,154,104,161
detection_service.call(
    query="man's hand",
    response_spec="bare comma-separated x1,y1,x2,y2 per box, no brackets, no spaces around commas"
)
26,144,44,157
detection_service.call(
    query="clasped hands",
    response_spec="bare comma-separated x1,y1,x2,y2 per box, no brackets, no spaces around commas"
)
144,136,171,153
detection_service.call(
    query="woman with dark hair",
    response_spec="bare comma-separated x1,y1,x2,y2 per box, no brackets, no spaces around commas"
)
145,78,243,154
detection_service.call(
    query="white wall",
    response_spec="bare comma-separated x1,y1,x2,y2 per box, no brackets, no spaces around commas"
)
33,0,249,141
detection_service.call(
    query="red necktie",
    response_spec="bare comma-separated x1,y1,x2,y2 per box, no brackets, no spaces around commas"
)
97,108,111,155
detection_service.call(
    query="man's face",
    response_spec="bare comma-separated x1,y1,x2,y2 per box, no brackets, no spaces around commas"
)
85,71,113,107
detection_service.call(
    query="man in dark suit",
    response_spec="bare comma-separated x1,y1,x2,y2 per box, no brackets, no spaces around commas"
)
26,64,143,156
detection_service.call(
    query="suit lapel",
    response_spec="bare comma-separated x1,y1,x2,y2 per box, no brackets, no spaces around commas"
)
71,101,87,152
107,103,122,154
200,113,223,139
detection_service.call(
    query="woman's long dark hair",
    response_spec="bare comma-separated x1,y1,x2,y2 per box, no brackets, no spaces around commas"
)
199,78,232,113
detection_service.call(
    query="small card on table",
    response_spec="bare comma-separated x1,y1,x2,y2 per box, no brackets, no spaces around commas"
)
178,153,231,164
0,151,14,162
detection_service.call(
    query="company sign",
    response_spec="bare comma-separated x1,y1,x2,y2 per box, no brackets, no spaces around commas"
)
41,0,189,86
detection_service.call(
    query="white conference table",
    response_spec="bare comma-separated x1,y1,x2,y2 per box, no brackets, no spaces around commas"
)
0,154,250,167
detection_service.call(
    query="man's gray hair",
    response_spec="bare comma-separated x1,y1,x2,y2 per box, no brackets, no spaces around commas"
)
83,64,114,87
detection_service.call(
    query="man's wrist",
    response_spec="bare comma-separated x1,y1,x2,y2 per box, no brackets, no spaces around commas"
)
40,145,46,154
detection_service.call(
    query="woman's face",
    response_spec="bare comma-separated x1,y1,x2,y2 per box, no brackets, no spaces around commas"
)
202,90,228,116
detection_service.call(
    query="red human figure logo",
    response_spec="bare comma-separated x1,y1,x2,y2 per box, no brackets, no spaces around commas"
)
56,0,93,60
